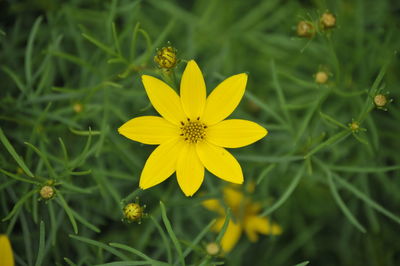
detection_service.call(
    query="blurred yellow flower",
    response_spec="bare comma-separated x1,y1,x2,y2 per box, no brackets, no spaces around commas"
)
119,60,267,196
0,235,14,266
203,186,282,253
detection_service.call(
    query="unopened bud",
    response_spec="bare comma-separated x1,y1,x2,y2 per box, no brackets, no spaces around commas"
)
123,203,145,223
154,46,177,69
349,121,360,132
40,185,55,200
206,242,220,256
297,21,315,38
320,12,336,29
73,103,83,113
374,94,388,107
315,71,329,84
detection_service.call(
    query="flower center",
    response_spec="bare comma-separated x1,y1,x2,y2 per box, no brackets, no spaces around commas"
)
180,118,207,143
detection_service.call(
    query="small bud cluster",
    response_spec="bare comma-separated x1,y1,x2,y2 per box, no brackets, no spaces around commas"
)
297,11,336,39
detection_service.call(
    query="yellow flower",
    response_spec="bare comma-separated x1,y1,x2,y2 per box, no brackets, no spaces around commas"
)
118,60,267,196
203,186,282,253
0,235,14,266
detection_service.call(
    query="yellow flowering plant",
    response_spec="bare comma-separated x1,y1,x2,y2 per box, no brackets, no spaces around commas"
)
119,60,267,196
203,186,282,253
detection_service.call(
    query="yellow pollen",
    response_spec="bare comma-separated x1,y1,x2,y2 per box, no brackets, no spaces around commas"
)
180,118,207,143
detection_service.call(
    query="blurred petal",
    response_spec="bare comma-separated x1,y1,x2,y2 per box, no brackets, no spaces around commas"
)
0,235,14,266
176,143,204,196
196,141,243,184
220,220,242,253
202,73,248,125
118,116,179,145
202,199,225,215
142,75,186,125
223,186,244,211
207,119,267,148
180,60,206,120
244,216,282,242
139,138,185,189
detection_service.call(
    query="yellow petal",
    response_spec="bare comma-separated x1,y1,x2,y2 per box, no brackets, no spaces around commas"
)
223,186,244,211
202,199,225,215
202,73,248,125
0,235,14,266
118,116,179,145
180,60,206,120
220,220,242,253
142,75,186,125
176,142,204,196
139,138,185,189
196,141,243,184
207,119,267,148
244,216,282,242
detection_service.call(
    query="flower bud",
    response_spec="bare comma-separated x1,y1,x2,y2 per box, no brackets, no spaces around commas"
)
374,94,388,107
73,103,83,113
154,46,178,69
40,185,55,200
320,12,336,29
297,21,315,38
123,203,145,223
349,121,360,132
315,71,329,84
206,242,220,256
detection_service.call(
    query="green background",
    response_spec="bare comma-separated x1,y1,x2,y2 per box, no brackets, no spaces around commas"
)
1,0,399,265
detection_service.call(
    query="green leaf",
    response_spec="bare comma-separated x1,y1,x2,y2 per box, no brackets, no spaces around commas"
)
150,215,173,264
69,235,130,261
0,127,34,177
327,171,366,233
160,201,185,266
109,243,166,264
304,130,350,158
0,168,41,185
34,221,46,266
334,174,400,226
56,192,78,234
2,189,37,222
216,208,231,243
261,164,305,216
82,32,118,56
26,16,43,89
294,261,310,266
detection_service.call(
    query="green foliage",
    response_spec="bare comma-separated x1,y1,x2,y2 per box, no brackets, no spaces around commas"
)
1,0,400,265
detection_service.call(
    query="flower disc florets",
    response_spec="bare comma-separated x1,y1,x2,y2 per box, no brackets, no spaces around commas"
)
180,118,207,143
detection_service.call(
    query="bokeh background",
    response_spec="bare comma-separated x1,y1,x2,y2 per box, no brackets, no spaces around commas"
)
1,0,400,265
